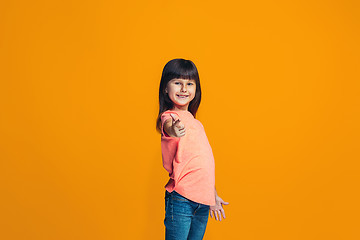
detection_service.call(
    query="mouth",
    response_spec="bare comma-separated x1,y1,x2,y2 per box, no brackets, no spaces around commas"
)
176,94,189,98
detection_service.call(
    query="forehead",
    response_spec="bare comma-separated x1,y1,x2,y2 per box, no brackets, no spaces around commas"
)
171,78,196,82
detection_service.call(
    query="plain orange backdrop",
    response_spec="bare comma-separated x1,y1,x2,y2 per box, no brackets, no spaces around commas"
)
0,0,359,239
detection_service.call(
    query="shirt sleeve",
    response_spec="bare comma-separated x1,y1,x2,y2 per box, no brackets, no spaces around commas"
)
161,111,180,138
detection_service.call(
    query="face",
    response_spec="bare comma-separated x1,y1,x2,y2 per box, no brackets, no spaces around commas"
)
165,78,196,111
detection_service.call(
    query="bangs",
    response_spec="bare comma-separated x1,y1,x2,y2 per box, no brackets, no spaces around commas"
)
165,72,197,81
163,59,199,81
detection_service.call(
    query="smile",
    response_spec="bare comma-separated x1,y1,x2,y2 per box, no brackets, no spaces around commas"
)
177,95,189,98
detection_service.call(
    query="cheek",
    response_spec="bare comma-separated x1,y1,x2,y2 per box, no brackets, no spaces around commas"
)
170,85,179,92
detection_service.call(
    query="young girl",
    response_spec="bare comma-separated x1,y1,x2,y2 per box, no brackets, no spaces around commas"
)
156,58,229,240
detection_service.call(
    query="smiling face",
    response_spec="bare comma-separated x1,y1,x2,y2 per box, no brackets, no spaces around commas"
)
165,78,197,111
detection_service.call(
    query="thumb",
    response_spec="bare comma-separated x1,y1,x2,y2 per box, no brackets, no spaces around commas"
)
170,113,181,124
221,201,229,205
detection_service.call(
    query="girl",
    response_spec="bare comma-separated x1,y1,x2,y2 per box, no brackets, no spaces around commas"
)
156,58,229,240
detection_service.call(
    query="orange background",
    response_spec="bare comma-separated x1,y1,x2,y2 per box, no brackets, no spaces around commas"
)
1,0,359,239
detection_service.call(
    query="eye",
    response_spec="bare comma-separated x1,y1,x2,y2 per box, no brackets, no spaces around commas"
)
188,83,194,86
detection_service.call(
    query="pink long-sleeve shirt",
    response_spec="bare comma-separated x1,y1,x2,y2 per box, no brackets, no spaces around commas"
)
161,109,216,206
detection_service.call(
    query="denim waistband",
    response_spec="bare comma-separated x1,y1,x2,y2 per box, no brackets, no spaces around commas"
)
165,190,210,207
165,190,190,201
166,190,182,197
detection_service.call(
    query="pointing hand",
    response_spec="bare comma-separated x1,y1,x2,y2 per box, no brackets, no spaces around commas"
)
170,113,186,137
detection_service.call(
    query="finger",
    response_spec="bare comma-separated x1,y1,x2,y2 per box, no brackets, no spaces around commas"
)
179,128,186,134
174,121,183,129
176,128,185,134
221,201,229,205
221,209,226,219
175,129,186,134
210,211,213,218
175,123,184,130
215,211,218,221
176,125,185,130
175,119,182,124
219,211,222,221
170,114,180,124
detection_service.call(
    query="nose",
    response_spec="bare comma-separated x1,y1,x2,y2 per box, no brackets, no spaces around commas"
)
181,84,187,92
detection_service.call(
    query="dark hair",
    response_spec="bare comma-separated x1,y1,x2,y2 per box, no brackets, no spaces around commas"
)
156,58,202,134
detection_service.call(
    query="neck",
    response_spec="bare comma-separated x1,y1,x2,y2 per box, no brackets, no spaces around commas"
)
171,105,189,111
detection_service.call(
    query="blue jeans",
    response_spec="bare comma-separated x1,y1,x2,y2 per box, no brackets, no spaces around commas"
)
164,190,210,240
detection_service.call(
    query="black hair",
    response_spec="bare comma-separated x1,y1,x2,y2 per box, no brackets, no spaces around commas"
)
156,58,202,134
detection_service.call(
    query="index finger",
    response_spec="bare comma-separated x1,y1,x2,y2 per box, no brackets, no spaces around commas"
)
170,113,180,123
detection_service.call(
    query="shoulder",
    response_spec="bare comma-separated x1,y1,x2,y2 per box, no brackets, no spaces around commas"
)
194,119,205,129
194,118,202,124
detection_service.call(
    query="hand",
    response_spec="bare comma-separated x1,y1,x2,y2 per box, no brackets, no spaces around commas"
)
210,195,229,221
170,113,186,137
